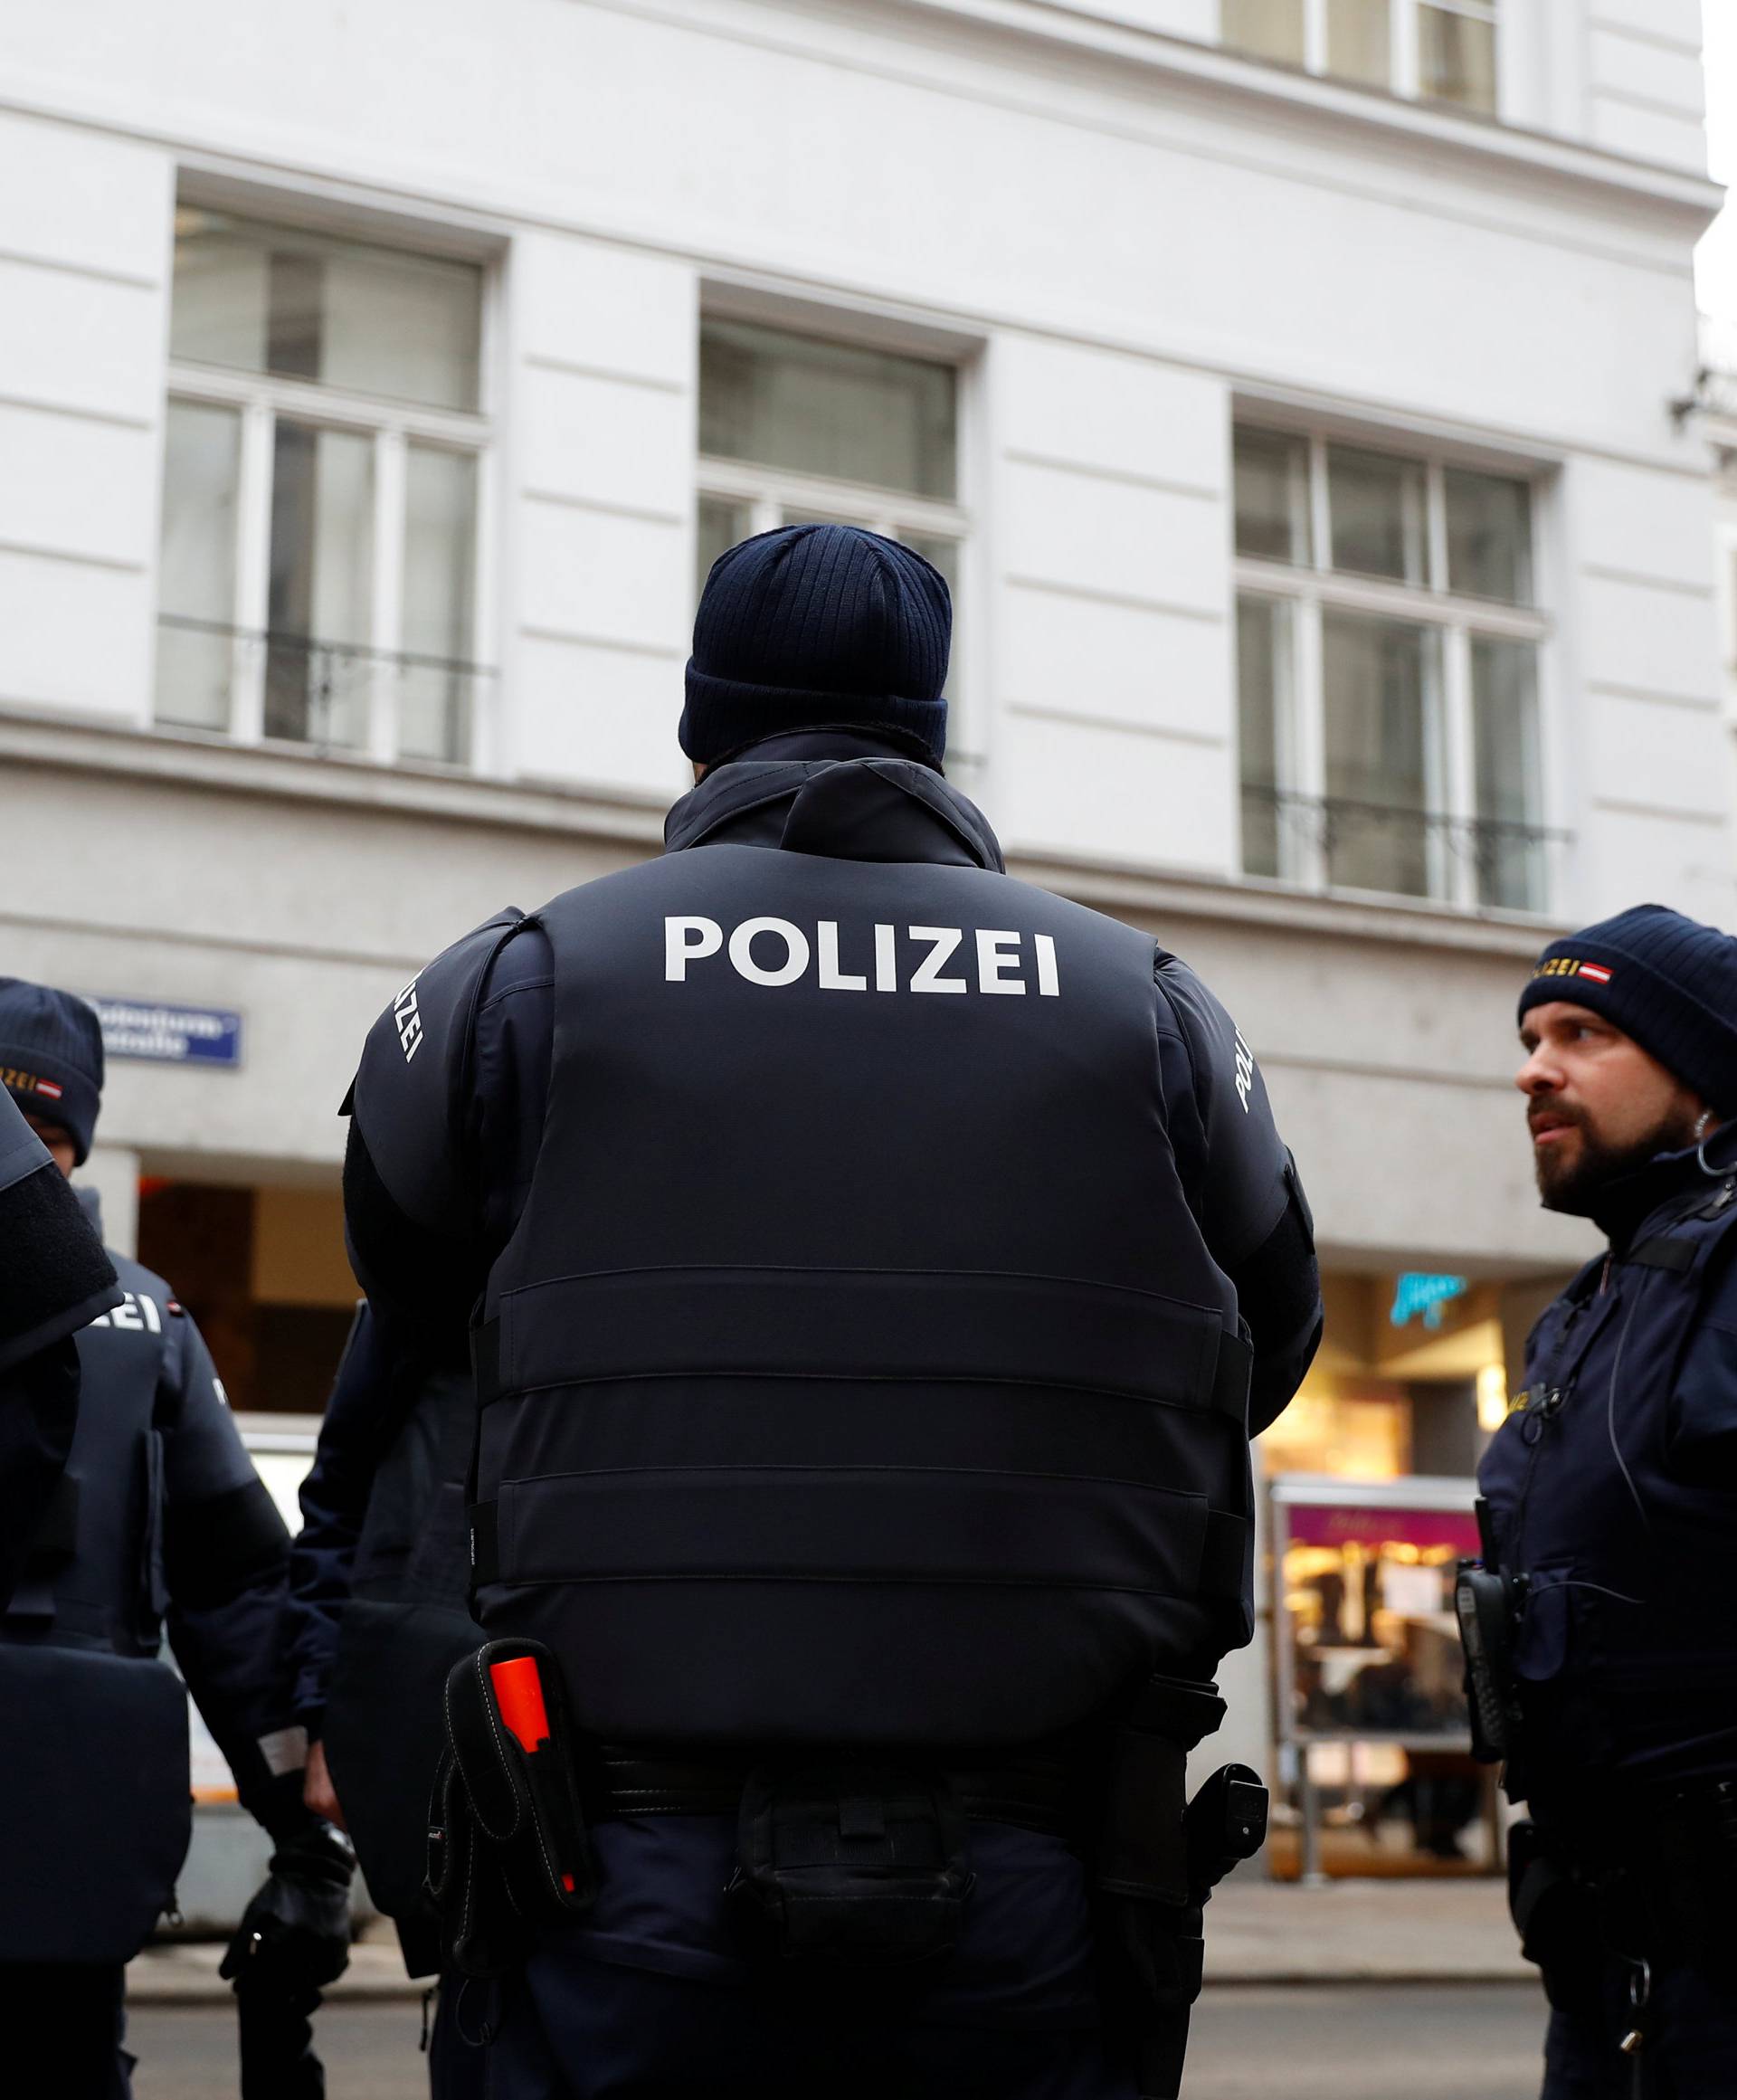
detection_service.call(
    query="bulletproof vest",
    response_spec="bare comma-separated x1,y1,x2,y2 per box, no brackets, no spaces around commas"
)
0,1251,192,1962
469,760,1254,1753
1479,1168,1737,1794
324,1357,481,1944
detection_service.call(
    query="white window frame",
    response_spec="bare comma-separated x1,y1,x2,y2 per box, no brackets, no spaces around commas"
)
1234,428,1552,914
159,277,496,770
1228,0,1499,110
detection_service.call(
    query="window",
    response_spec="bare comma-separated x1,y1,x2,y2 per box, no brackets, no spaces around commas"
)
695,318,967,741
154,209,490,765
1233,426,1549,911
1221,0,1499,115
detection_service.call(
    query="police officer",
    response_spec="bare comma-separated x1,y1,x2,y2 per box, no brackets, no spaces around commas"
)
286,1299,484,2091
343,526,1323,2099
1477,907,1737,2095
0,980,354,2099
0,1083,121,1604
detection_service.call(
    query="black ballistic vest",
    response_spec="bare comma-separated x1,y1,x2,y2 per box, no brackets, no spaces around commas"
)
0,1254,192,1962
470,769,1254,1753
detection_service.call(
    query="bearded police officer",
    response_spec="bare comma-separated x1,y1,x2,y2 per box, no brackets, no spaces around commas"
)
0,980,354,2099
1471,907,1737,2095
286,1299,484,2090
343,526,1323,2100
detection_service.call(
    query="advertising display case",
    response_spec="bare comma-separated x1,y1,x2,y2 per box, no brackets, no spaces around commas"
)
1267,1473,1502,1881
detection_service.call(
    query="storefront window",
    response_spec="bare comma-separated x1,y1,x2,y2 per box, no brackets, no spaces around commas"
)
1270,1482,1493,1877
1253,1269,1562,1877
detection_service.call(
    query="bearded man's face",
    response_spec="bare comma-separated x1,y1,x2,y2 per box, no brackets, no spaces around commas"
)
1516,1002,1708,1215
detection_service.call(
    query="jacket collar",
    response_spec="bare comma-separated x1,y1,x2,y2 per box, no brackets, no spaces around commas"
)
664,734,1004,873
1588,1126,1737,1254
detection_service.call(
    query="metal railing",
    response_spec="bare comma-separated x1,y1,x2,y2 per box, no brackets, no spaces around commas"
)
154,614,497,766
1241,785,1568,914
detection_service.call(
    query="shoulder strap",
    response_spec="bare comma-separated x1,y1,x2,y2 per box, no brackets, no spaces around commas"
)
1623,1177,1737,1279
348,908,525,1232
1628,1237,1697,1274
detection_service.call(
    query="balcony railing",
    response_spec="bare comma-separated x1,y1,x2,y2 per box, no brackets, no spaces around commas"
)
154,614,497,768
1241,785,1567,914
1684,316,1737,423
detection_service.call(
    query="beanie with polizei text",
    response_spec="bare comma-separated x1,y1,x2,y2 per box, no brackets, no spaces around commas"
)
0,978,105,1165
1516,904,1737,1114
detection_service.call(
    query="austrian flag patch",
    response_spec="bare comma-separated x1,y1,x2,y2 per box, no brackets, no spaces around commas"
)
0,1065,63,1101
1532,955,1615,987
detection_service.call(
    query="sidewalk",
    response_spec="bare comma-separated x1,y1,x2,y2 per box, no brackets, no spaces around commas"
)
129,1926,419,2003
129,1879,1533,2003
1205,1877,1531,1985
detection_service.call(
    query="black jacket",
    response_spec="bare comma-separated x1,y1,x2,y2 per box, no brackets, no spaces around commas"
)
1480,1141,1737,1811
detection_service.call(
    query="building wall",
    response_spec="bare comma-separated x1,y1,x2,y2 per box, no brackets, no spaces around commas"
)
0,0,1719,1230
0,5,1723,871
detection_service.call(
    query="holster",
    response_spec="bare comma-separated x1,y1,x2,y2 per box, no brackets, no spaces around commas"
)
1507,1820,1608,2018
424,1639,596,1979
1094,1677,1267,2100
729,1762,974,1973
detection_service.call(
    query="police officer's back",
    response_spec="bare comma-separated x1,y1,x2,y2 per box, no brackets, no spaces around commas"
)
1475,908,1737,2096
344,527,1323,2099
0,982,352,2100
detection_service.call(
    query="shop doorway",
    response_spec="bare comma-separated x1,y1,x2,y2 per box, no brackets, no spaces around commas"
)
136,1177,356,1415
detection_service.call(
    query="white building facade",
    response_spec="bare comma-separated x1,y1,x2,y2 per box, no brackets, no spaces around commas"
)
0,0,1726,1868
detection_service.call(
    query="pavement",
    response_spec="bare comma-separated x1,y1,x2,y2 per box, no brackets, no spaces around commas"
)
1203,1873,1530,1985
128,1874,1532,2003
133,1984,1550,2100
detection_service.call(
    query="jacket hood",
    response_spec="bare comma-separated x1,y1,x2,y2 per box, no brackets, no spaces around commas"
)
664,745,1004,874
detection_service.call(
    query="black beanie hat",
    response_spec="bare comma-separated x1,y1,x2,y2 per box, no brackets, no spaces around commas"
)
0,978,104,1165
1516,904,1737,1114
680,524,950,770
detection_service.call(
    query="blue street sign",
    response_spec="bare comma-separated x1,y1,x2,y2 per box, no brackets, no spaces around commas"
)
1390,1271,1469,1330
86,996,243,1069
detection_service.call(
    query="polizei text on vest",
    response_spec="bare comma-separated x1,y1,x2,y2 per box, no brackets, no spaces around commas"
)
665,917,1062,995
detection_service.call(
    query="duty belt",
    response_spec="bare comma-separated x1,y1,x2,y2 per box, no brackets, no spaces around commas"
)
584,1744,1081,1839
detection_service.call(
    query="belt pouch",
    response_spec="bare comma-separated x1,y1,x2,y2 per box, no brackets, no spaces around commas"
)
1506,1820,1604,2017
0,1646,191,1962
731,1763,973,1971
1651,1782,1737,1977
1096,1677,1227,2100
425,1639,595,1978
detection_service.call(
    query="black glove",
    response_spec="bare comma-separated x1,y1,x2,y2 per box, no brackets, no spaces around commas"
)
221,1820,356,1994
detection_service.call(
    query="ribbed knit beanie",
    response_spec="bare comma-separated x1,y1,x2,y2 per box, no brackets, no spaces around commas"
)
1516,905,1737,1113
680,524,950,770
0,978,104,1164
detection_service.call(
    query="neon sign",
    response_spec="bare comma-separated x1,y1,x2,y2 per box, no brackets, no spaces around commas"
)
1390,1271,1469,1330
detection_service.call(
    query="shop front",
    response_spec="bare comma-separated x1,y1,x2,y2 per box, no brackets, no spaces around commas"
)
1256,1264,1567,1878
